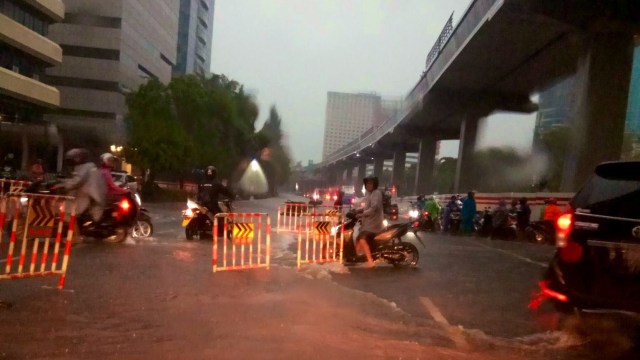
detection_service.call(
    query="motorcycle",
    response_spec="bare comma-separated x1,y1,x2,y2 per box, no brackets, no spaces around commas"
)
22,180,139,243
409,203,436,232
181,198,233,240
131,193,153,238
333,210,425,267
524,220,554,245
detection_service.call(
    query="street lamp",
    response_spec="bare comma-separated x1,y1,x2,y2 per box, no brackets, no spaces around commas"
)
110,144,124,171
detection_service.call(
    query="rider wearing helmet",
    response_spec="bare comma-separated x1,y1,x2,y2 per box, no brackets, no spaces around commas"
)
197,165,234,217
356,175,384,268
62,148,106,222
99,153,128,198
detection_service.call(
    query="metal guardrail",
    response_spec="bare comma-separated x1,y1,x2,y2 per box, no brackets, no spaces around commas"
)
318,0,498,169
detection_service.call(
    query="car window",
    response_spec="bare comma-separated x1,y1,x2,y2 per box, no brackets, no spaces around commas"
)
572,173,640,218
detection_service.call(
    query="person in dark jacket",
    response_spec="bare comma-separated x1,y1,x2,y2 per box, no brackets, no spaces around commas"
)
516,197,531,231
198,166,234,218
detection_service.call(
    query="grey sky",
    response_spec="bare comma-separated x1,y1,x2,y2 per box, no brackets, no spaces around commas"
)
211,0,536,163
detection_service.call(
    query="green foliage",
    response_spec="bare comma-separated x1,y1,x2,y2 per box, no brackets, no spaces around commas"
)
125,74,291,195
434,157,457,194
537,126,570,191
257,106,292,188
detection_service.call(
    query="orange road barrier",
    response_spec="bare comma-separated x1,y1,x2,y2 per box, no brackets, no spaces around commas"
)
212,213,271,272
296,212,344,269
0,179,31,196
0,193,77,289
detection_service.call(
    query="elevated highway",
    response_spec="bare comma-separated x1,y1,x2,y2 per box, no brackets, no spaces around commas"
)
316,0,639,194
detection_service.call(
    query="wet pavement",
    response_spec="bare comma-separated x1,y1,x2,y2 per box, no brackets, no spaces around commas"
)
0,195,639,359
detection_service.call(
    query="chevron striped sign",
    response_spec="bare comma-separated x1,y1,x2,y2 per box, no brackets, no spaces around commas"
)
232,222,254,245
27,198,56,238
314,221,331,237
9,184,26,193
325,209,339,216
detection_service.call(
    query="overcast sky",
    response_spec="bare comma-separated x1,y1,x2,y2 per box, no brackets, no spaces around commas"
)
211,0,536,163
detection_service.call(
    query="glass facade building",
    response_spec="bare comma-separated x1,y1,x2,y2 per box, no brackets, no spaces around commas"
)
626,46,640,134
173,0,215,76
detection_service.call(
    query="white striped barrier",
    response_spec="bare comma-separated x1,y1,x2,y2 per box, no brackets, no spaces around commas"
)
296,212,344,269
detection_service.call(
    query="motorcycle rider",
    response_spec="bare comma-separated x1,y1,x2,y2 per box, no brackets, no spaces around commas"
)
62,148,106,223
442,195,459,233
355,175,384,268
423,195,441,231
490,199,510,239
99,153,129,200
197,165,234,220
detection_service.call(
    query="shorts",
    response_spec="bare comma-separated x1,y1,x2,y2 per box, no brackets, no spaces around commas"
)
356,230,378,251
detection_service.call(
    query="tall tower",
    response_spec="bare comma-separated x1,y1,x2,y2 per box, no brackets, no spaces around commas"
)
44,0,179,150
173,0,215,76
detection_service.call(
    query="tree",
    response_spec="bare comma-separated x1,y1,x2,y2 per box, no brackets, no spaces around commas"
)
537,126,570,191
257,106,292,193
125,79,194,190
433,157,457,194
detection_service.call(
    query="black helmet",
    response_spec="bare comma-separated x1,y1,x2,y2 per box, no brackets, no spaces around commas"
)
362,175,379,190
205,165,217,180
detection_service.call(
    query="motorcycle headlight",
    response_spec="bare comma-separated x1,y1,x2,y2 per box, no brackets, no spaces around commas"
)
184,208,193,217
330,225,341,236
187,199,198,209
20,197,28,206
409,209,419,218
382,219,389,228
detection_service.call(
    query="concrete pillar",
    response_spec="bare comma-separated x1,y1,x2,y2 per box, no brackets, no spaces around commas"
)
415,135,438,195
373,158,384,178
454,116,479,193
327,167,337,186
357,162,367,184
345,166,353,186
561,32,634,191
392,150,406,195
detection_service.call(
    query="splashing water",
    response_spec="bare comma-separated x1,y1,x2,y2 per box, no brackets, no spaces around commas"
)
238,159,269,195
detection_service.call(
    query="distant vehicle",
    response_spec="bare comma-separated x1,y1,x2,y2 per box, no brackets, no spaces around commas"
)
535,161,640,314
340,185,356,206
112,171,138,193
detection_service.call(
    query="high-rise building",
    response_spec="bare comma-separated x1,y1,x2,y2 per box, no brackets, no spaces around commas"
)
322,92,385,161
44,0,179,149
0,0,64,167
173,0,214,76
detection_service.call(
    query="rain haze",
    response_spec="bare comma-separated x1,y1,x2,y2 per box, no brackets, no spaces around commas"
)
211,0,537,164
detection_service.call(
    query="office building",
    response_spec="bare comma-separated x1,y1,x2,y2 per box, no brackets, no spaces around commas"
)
44,0,179,149
322,92,389,161
173,0,215,76
626,45,640,134
0,0,64,168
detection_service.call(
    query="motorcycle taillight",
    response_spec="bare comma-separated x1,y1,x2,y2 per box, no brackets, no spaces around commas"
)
119,198,131,213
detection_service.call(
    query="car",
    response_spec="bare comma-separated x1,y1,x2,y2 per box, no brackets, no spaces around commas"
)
537,161,640,314
112,171,139,193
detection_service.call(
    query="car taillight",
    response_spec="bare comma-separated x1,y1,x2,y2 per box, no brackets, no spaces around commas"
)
423,211,429,217
351,198,355,204
555,212,583,263
333,195,337,201
119,198,131,213
555,213,573,248
325,194,331,200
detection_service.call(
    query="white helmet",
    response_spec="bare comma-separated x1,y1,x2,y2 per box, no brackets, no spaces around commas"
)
100,152,116,167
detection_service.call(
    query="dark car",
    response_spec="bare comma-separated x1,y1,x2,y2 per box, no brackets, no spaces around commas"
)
538,161,640,313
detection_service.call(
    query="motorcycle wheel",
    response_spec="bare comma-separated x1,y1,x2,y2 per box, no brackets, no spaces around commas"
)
132,220,153,238
104,227,128,243
392,242,419,268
